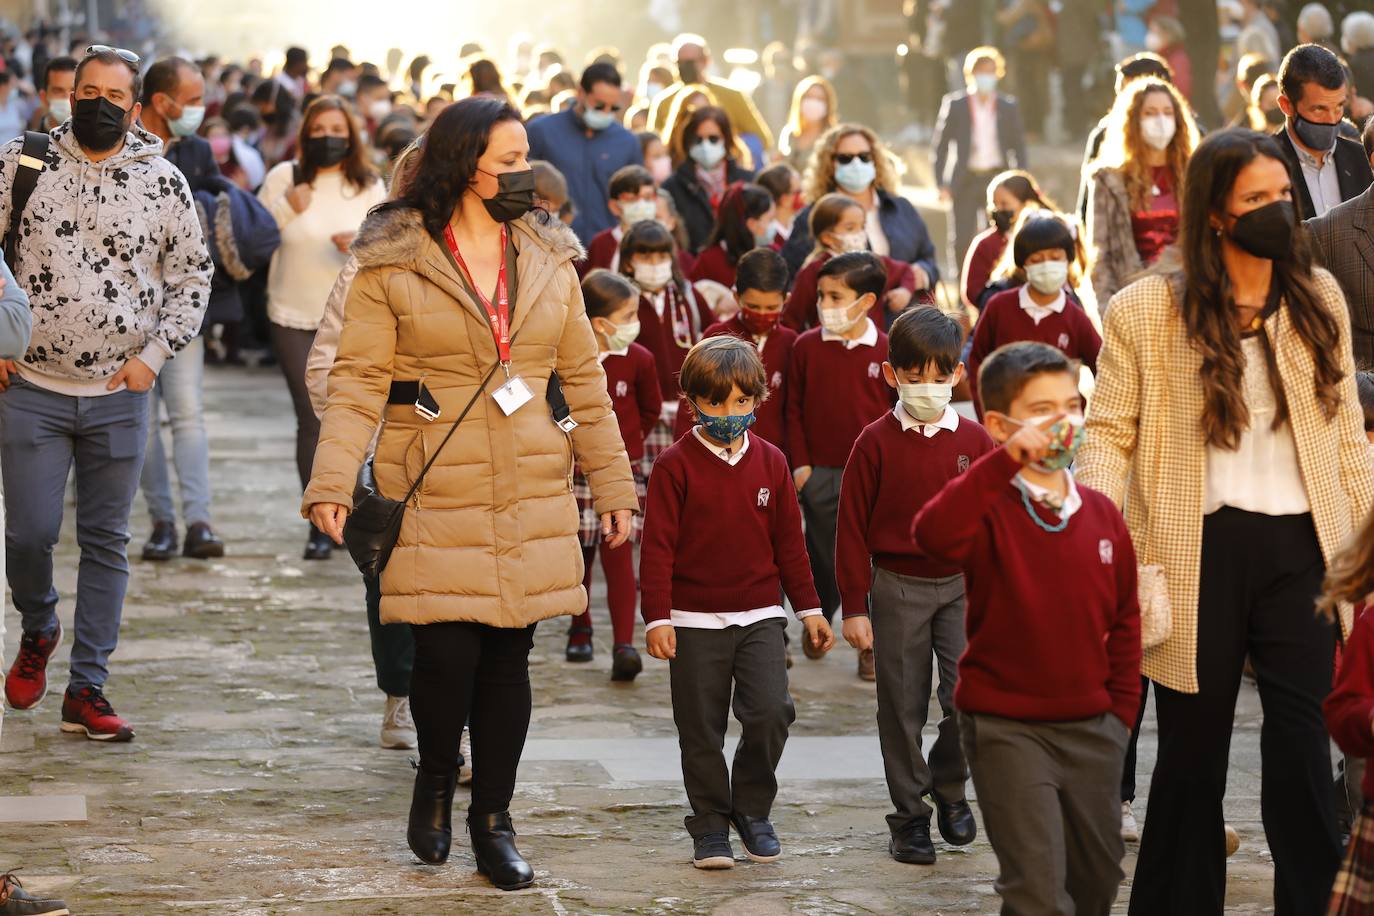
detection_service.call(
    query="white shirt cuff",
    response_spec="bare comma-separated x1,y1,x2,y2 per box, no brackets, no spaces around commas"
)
795,608,823,619
645,619,673,632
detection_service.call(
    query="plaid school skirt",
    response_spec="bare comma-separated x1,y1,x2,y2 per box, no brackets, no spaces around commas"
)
1331,803,1374,915
640,401,679,479
576,465,647,548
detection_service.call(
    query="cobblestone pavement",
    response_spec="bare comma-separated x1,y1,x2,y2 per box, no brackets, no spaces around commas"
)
0,365,1282,914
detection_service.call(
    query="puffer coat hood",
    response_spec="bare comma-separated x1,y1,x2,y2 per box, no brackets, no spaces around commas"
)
304,207,636,627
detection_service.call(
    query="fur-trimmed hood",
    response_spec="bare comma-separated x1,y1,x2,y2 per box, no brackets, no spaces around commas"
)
351,206,585,270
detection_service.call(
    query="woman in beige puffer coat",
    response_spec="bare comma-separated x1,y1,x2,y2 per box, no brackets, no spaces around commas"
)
303,99,637,890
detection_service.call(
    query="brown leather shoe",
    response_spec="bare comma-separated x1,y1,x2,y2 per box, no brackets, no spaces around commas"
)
857,647,876,681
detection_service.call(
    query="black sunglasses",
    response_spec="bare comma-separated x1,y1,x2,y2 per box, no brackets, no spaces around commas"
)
87,44,141,66
834,152,873,166
589,101,624,113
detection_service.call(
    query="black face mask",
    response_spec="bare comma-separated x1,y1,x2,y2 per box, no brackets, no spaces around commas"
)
1228,200,1295,261
71,96,130,153
305,135,350,168
478,168,536,222
991,208,1015,234
678,59,701,84
1264,108,1286,127
1290,111,1339,152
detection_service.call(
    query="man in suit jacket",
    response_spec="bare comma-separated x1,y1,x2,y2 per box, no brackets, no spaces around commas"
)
1273,43,1373,219
1309,184,1374,369
932,46,1029,278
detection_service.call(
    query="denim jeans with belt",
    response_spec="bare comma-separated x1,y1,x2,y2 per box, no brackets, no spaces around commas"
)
140,336,212,526
0,376,149,689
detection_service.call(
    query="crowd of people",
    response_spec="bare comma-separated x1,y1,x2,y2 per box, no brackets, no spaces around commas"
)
3,2,1374,914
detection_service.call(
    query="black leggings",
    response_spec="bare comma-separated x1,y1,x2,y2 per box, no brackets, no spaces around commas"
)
269,322,320,490
409,620,536,816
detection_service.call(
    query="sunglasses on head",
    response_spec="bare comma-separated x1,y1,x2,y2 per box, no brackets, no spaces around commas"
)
835,152,873,166
87,44,141,65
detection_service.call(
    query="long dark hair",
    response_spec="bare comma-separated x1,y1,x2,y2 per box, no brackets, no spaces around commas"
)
373,96,523,239
1178,128,1343,449
297,95,378,191
704,182,773,264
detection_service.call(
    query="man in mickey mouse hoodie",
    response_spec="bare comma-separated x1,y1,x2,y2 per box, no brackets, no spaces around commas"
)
0,48,211,743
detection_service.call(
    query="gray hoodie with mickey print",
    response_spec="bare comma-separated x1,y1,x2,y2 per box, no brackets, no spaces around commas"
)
0,121,211,395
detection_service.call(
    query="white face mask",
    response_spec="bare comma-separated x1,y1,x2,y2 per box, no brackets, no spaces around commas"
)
819,299,866,335
1025,260,1069,295
633,260,674,291
1140,113,1176,151
832,230,868,254
800,96,828,123
620,198,658,227
600,318,641,351
898,382,952,423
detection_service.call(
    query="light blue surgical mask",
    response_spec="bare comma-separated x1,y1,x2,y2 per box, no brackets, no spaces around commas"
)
689,137,726,169
833,157,876,193
169,104,206,138
582,107,616,131
974,73,998,95
47,98,71,123
693,403,757,443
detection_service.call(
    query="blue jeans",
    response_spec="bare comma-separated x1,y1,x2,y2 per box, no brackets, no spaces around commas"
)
0,378,150,689
140,336,212,526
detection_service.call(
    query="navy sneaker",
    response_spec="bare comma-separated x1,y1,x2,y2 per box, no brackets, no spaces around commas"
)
692,832,735,869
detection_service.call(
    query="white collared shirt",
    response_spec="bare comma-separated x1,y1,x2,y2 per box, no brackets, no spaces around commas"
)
608,224,625,272
597,346,630,364
1290,128,1342,218
821,317,879,349
645,429,823,632
1016,471,1082,523
648,288,667,319
1017,283,1067,326
894,403,960,438
968,92,1002,172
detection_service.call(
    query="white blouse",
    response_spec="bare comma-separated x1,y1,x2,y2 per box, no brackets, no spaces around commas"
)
1204,335,1310,516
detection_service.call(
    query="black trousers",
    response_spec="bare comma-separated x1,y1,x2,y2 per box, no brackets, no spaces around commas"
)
365,576,413,698
1121,676,1150,803
268,322,320,491
669,618,795,838
409,620,536,816
1129,508,1338,916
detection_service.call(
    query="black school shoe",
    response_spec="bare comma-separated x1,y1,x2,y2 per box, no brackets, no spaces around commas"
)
141,521,178,561
610,644,642,681
692,832,735,869
889,820,937,865
932,795,977,846
730,813,782,862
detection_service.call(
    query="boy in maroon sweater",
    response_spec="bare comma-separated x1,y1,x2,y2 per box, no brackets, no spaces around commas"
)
836,307,994,865
913,342,1140,915
671,249,797,453
641,336,834,870
785,252,896,669
580,165,658,277
566,271,662,676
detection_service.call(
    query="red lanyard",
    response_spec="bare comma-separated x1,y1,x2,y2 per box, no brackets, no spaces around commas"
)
443,223,510,368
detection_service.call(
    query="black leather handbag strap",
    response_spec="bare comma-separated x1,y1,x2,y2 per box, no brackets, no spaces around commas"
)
5,130,49,272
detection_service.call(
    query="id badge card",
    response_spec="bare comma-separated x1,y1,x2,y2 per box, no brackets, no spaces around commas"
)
493,375,534,416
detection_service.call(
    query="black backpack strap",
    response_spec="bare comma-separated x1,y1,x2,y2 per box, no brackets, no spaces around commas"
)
5,130,50,273
291,160,303,186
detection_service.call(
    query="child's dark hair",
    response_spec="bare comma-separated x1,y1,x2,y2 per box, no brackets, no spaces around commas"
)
755,162,797,204
704,182,774,264
1357,370,1374,432
618,219,685,287
807,192,865,262
679,336,769,404
581,268,639,320
735,248,788,294
608,164,654,200
978,341,1074,415
817,251,886,302
888,306,964,375
1012,213,1077,268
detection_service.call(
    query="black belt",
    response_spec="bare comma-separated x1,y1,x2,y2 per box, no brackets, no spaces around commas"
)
388,376,578,432
388,380,423,405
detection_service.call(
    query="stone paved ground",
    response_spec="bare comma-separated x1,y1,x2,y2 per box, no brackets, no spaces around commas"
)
0,365,1283,914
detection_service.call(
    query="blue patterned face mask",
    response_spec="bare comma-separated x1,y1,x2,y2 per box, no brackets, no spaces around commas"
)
693,403,757,443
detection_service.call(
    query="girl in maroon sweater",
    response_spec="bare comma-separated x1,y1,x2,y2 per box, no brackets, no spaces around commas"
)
565,271,663,681
960,169,1057,310
641,336,834,869
781,194,920,332
671,249,797,453
1323,507,1374,915
687,182,775,289
967,212,1101,417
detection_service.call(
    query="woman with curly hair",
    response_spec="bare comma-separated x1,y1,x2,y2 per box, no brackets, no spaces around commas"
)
779,123,938,294
1077,127,1374,915
1086,77,1199,310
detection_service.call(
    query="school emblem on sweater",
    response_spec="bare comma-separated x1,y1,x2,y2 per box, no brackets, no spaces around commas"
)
1099,539,1114,565
758,488,770,507
868,362,881,378
771,371,782,389
615,381,628,398
957,455,970,473
1057,332,1071,350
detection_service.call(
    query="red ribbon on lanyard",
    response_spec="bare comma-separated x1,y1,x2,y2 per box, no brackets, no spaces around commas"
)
443,223,510,369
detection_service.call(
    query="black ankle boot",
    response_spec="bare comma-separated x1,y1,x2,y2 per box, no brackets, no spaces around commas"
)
469,811,534,890
407,765,457,864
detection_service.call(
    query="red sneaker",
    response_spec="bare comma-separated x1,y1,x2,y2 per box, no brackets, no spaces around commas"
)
60,686,134,742
4,621,62,710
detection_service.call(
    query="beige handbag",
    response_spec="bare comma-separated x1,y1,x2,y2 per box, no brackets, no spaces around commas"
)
1138,563,1173,649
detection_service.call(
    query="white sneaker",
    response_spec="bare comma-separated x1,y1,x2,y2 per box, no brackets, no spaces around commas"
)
380,695,416,749
1121,801,1140,842
458,726,473,786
